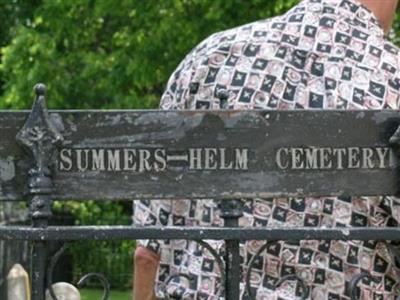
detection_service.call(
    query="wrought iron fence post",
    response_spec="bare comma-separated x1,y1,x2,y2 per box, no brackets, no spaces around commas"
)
16,84,63,300
219,199,244,300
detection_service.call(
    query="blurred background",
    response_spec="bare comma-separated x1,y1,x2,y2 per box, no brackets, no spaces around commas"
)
0,0,399,299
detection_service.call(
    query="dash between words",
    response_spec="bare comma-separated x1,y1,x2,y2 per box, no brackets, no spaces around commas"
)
58,148,249,172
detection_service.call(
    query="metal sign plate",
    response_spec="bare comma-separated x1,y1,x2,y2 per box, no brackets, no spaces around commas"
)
1,110,399,200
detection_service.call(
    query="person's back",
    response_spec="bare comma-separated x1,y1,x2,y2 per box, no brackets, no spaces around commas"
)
134,0,400,299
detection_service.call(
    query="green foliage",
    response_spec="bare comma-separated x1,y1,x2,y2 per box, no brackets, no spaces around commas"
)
54,201,135,289
0,1,40,44
0,0,298,109
3,0,400,291
0,0,328,290
0,0,40,94
53,200,127,225
70,239,134,289
80,288,131,300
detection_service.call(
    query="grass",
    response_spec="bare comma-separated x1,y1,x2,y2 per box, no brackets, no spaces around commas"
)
80,288,132,300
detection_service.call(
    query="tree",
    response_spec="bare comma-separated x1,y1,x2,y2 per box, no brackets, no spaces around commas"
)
0,0,41,97
0,0,298,109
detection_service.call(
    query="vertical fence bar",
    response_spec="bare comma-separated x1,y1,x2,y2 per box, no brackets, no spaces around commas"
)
30,240,47,299
16,84,63,300
220,199,244,300
29,200,51,300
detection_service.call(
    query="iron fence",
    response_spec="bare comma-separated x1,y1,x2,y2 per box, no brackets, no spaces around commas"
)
1,84,400,299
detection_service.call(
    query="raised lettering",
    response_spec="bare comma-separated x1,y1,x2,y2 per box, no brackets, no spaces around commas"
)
376,148,389,169
59,149,72,171
332,148,346,170
220,148,233,170
76,149,90,171
276,148,289,169
92,149,105,171
107,150,121,171
291,148,304,169
361,148,374,169
154,149,167,172
304,148,318,169
348,147,360,169
205,148,218,170
189,148,202,170
320,148,332,169
139,149,151,172
235,149,248,170
123,149,137,171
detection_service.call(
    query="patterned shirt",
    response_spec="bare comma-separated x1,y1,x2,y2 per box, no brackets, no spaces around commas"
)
134,0,400,299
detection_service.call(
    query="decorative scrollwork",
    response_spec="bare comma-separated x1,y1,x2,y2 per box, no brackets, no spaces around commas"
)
245,241,272,299
348,272,377,300
16,84,63,174
16,84,64,220
47,243,69,300
245,241,309,300
46,243,110,300
77,273,110,300
160,240,225,299
196,240,225,298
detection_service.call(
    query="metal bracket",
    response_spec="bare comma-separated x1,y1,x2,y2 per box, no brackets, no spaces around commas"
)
390,124,400,199
219,199,244,220
219,199,244,300
390,125,400,146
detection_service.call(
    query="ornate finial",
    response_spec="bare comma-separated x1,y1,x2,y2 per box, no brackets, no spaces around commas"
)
216,89,229,109
16,84,64,219
17,83,63,151
34,83,47,97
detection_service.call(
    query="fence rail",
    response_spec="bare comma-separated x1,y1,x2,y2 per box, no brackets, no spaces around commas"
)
1,84,400,299
0,226,400,241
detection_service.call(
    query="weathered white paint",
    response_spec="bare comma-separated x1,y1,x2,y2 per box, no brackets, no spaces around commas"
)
7,264,30,300
45,282,80,300
0,157,15,181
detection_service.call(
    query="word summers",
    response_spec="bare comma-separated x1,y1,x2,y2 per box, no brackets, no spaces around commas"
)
58,148,249,172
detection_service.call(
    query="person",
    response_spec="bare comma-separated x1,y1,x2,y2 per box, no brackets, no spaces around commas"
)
133,0,400,299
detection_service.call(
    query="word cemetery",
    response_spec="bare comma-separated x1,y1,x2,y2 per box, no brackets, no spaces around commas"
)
276,147,391,170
